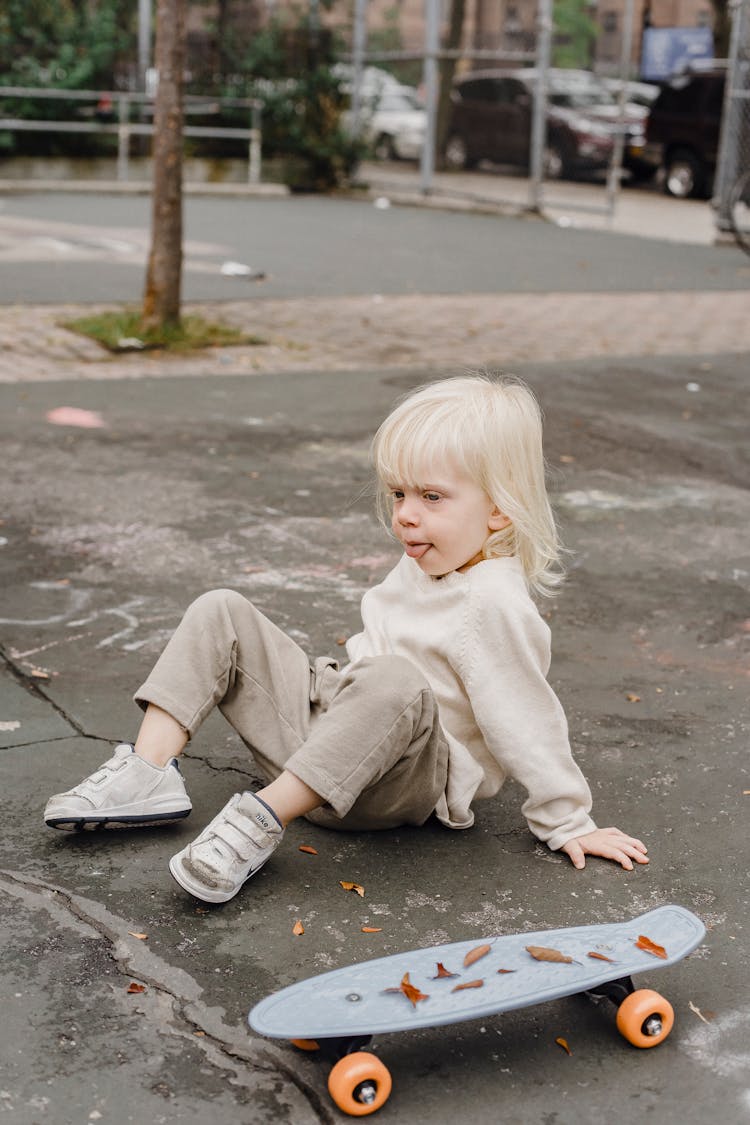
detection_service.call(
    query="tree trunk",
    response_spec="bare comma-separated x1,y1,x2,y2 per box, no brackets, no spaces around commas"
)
142,0,186,331
436,0,467,168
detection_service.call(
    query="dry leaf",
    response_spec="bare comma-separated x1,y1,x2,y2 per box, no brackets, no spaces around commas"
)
526,945,574,964
452,979,484,992
463,943,492,968
432,962,458,979
625,692,641,703
556,1037,572,1056
587,951,616,963
361,926,382,933
127,931,148,941
339,881,365,898
688,1000,711,1024
292,920,305,936
497,968,517,974
127,982,146,994
635,934,667,960
559,454,576,463
193,1031,206,1037
298,845,318,855
384,972,429,1008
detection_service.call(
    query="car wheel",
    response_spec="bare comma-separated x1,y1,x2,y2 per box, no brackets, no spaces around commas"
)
444,133,469,170
664,148,704,198
373,133,397,161
543,142,567,180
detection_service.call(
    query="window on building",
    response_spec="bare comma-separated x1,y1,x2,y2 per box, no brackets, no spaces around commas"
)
602,11,618,33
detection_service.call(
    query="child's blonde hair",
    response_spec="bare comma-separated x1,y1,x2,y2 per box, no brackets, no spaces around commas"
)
372,374,563,596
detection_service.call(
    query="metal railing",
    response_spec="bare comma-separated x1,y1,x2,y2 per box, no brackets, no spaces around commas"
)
0,86,263,183
713,0,750,236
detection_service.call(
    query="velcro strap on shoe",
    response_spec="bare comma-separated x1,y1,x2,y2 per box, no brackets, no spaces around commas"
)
213,807,275,859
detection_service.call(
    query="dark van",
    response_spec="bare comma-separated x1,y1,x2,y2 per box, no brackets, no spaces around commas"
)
641,70,725,198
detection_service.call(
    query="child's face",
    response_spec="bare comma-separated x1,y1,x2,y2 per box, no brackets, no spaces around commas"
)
388,464,509,577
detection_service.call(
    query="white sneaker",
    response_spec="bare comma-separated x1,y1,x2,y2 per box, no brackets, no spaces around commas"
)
44,743,192,830
169,792,284,904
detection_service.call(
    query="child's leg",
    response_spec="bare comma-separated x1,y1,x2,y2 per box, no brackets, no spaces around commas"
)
134,587,315,764
280,654,449,830
255,771,322,825
134,703,188,766
169,651,448,902
44,588,315,831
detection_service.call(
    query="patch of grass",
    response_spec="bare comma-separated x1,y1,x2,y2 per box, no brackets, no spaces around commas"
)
62,309,267,353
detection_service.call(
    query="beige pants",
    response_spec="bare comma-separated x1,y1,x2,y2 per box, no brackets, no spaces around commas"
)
135,589,449,830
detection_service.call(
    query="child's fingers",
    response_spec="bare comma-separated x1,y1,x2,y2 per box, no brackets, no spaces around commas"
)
604,843,649,869
602,827,649,854
562,840,586,870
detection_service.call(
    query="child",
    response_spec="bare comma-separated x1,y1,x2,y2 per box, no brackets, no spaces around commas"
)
44,374,648,902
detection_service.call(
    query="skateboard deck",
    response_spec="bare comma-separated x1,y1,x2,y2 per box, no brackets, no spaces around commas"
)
249,903,705,1041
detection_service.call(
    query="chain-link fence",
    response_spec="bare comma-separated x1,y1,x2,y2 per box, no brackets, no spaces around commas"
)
714,0,750,237
342,0,640,222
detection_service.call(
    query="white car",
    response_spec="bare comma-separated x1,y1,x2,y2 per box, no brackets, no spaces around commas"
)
337,67,427,161
360,86,427,161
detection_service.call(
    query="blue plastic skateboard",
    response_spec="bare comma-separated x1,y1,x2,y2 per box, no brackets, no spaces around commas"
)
249,904,705,1116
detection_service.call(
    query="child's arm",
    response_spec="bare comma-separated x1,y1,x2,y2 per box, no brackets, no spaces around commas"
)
460,569,647,871
560,826,649,871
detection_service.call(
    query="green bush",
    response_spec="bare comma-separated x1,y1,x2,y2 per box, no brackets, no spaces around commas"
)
0,0,363,189
217,16,367,191
0,0,134,156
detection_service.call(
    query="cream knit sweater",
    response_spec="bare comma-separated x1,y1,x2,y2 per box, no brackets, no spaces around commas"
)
345,554,596,850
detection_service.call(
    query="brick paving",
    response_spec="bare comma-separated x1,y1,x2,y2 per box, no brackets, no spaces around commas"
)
1,288,749,384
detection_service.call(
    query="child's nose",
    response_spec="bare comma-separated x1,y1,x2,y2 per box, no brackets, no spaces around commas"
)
397,498,419,525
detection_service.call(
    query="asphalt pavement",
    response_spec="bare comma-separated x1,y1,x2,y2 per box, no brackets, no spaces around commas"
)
0,185,749,307
0,185,748,1124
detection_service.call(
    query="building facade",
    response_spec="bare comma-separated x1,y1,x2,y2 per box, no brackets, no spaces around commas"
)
189,0,716,79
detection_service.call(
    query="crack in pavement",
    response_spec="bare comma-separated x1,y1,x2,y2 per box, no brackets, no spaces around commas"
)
182,748,264,782
0,642,95,741
0,869,335,1124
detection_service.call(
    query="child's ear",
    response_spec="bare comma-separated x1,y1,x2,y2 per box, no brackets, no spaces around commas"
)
488,508,512,531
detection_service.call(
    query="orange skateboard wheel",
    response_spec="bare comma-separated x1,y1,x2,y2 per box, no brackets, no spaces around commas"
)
616,988,675,1048
290,1038,320,1052
327,1051,392,1116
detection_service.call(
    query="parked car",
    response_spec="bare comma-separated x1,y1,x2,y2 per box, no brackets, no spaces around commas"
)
445,68,647,180
602,78,660,112
641,70,725,198
336,65,427,161
360,86,427,161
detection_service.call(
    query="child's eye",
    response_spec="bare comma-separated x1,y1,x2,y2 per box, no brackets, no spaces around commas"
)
390,489,405,501
424,491,441,502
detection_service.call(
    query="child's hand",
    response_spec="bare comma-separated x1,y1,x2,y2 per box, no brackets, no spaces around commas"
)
560,827,649,871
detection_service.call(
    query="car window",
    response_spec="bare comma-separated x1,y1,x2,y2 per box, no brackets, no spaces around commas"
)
458,79,500,104
504,79,530,105
549,84,616,108
378,91,422,112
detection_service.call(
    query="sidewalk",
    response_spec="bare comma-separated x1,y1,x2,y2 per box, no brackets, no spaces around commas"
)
2,288,750,384
355,161,721,246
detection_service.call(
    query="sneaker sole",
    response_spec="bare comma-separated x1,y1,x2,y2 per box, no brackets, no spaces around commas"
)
168,853,270,904
46,808,192,831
